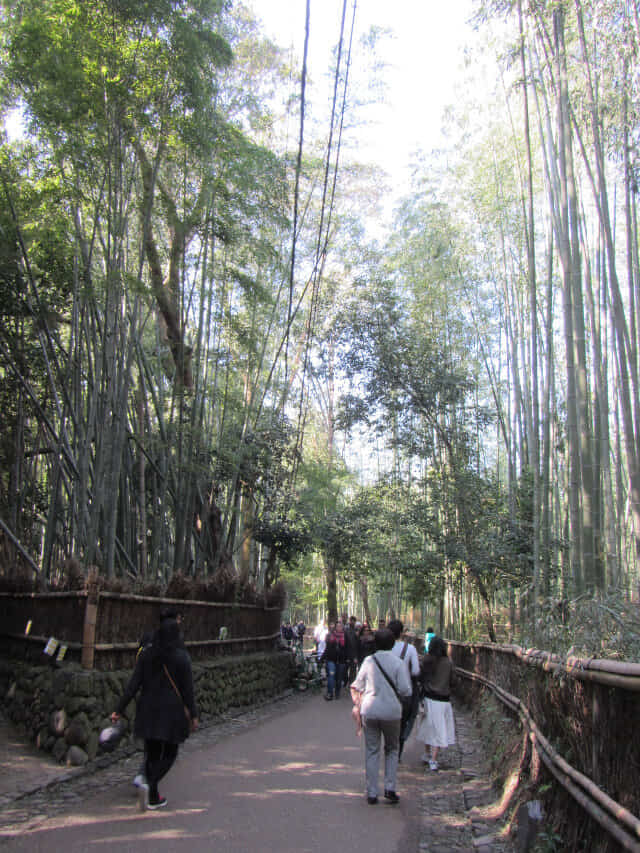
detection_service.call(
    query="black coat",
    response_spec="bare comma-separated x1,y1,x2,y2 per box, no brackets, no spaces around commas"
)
117,646,197,744
322,634,346,664
343,626,359,660
357,633,376,662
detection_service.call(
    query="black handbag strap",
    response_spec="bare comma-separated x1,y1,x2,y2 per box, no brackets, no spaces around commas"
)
163,664,191,721
372,654,402,705
163,664,182,700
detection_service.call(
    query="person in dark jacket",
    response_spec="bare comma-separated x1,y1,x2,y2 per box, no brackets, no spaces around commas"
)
131,611,182,788
321,622,346,700
131,629,155,789
357,622,376,664
343,615,360,686
111,618,198,810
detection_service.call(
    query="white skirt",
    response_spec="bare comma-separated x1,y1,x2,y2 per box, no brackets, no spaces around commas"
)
415,698,456,748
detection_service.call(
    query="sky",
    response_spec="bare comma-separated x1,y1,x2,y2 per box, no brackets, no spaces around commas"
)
5,1,477,197
247,2,479,478
250,0,477,198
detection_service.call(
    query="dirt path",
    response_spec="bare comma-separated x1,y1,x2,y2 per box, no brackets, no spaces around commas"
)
0,691,515,852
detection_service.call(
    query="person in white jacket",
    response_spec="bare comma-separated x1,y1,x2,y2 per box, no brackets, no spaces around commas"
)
350,629,412,805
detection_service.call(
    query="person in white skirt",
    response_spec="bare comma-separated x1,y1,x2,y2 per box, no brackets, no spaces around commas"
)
415,636,457,770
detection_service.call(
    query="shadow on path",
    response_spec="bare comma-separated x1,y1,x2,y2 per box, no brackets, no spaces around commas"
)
0,691,515,852
0,693,422,853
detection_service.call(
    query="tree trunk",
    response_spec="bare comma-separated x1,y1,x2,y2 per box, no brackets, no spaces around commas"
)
325,555,337,623
519,0,541,620
554,6,583,592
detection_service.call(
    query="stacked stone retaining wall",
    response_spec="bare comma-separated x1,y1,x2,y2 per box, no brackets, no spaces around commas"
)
0,651,295,767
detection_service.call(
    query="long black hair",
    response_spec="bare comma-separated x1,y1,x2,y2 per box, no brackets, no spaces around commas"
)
428,636,447,657
150,617,182,669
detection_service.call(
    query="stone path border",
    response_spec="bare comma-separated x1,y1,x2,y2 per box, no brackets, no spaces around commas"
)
418,705,516,852
0,692,516,851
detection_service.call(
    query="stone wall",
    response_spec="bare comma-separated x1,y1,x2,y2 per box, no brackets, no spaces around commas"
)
0,651,295,767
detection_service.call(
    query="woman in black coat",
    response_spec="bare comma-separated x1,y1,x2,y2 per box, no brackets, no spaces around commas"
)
111,618,198,810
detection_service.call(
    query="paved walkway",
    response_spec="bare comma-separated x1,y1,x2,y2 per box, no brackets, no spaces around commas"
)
0,692,515,852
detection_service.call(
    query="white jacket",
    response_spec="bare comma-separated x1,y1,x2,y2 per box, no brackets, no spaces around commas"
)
352,650,412,720
391,639,420,678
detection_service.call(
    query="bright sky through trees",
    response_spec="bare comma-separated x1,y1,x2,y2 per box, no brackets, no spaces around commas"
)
251,0,476,199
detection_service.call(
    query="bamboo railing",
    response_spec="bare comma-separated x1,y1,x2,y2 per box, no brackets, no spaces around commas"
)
449,640,640,851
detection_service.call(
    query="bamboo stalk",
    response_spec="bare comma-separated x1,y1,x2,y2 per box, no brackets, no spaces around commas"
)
97,590,280,610
3,633,82,649
0,591,87,599
3,632,280,652
92,631,281,651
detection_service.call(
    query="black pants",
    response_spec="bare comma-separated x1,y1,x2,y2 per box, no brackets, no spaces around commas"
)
344,658,358,686
399,686,421,757
145,739,179,799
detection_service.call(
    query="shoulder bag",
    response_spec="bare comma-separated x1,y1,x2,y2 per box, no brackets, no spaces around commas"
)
163,664,195,731
372,654,411,715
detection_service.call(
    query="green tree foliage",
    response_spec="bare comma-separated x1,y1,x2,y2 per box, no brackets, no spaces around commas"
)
0,0,308,587
328,187,527,638
4,0,639,659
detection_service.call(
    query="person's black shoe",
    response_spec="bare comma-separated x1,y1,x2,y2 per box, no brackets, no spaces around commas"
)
367,796,378,805
384,790,400,804
324,694,333,700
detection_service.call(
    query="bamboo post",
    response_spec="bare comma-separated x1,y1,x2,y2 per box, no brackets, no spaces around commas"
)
591,685,601,786
81,568,100,670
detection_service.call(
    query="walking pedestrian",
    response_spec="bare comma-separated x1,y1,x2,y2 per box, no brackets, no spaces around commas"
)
111,617,199,810
131,629,154,789
415,636,457,771
321,621,346,700
282,622,294,646
315,620,328,660
357,621,376,664
344,615,360,686
387,619,421,760
424,626,436,653
131,608,187,788
334,619,347,690
313,620,326,652
350,628,412,805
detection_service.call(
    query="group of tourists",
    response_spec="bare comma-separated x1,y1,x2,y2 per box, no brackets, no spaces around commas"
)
348,621,457,805
312,614,388,699
311,613,456,803
109,605,454,813
280,620,306,647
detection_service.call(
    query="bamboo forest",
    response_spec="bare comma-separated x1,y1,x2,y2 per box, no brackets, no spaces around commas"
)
1,0,640,658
